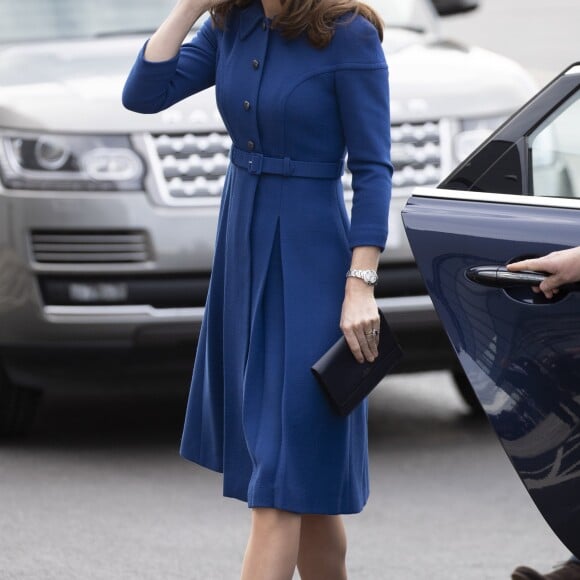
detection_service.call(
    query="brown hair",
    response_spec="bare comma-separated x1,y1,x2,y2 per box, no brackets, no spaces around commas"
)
210,0,383,48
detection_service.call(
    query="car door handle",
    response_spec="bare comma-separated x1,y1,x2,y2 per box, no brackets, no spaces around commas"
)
467,266,553,288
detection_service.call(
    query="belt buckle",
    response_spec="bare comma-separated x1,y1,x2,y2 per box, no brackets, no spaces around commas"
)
247,153,263,175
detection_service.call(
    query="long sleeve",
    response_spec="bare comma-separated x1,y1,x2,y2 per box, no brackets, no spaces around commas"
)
122,17,218,114
334,24,392,251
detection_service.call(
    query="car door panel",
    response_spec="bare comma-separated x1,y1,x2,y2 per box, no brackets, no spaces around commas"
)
403,191,580,557
402,64,580,556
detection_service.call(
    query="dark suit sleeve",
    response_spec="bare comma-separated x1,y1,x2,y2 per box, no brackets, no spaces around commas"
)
334,24,393,251
122,17,218,114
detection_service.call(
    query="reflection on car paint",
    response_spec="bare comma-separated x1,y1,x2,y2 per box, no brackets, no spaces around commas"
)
403,194,580,557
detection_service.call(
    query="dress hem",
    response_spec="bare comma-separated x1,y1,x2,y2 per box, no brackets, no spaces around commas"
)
244,497,368,516
180,449,224,474
180,449,368,515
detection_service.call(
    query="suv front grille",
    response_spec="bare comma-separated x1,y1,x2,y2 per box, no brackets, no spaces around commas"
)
152,131,232,201
389,121,441,188
30,231,151,264
341,120,441,195
150,121,441,203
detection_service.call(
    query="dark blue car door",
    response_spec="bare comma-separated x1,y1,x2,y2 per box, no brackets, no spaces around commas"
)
402,64,580,556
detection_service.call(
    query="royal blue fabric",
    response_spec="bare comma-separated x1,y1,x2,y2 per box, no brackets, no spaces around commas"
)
123,0,392,514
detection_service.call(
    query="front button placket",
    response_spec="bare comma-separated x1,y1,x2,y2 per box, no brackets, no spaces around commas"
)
242,17,270,156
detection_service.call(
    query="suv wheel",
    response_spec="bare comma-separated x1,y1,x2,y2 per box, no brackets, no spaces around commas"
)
0,360,42,437
452,367,484,416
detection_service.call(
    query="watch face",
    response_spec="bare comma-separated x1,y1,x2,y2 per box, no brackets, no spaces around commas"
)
363,271,377,285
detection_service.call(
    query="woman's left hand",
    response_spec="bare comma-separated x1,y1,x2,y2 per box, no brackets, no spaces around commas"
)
340,278,380,364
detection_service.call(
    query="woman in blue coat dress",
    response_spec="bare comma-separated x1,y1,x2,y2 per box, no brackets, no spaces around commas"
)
123,0,392,576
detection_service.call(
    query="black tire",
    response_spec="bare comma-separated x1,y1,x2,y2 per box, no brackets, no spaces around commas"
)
452,367,485,416
0,362,42,437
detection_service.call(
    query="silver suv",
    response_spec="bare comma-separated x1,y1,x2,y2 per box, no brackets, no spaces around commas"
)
0,0,536,435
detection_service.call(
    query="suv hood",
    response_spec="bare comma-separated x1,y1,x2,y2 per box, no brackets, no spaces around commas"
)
0,33,536,134
0,36,221,134
387,37,537,121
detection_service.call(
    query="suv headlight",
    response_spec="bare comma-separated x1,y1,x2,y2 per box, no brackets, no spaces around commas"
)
454,115,507,163
0,132,145,191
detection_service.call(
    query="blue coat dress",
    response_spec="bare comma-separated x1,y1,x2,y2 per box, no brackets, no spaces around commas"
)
123,0,392,515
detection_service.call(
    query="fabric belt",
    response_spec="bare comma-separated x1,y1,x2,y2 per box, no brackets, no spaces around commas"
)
230,146,344,179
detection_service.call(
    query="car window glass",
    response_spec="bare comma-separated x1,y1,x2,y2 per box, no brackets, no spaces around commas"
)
529,89,580,198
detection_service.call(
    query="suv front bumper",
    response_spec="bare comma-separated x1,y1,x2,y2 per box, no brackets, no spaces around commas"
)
0,189,455,388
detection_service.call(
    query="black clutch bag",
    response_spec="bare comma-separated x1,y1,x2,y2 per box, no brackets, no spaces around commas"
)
311,310,403,416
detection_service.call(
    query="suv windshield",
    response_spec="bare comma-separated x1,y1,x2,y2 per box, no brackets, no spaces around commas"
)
0,0,435,43
376,0,436,33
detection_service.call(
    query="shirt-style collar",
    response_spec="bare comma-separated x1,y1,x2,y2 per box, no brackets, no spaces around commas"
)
239,1,266,40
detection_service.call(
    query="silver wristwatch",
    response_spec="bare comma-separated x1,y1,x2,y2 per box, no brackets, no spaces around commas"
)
346,269,378,286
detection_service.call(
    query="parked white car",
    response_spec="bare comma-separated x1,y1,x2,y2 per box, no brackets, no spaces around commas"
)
0,0,536,434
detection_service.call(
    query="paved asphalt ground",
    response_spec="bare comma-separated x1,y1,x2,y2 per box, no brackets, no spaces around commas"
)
1,1,579,579
0,375,567,580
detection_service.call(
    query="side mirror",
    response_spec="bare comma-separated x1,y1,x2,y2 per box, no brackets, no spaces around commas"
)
432,0,479,16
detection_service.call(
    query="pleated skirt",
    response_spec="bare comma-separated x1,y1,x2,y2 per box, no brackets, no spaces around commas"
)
180,167,370,514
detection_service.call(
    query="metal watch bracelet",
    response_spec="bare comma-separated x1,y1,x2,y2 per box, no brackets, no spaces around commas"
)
345,269,378,286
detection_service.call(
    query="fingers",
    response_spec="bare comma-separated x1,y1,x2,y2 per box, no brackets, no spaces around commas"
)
539,276,562,299
355,327,376,362
507,254,560,298
529,278,559,298
361,327,380,360
507,257,545,272
342,328,365,364
341,317,380,364
368,326,380,356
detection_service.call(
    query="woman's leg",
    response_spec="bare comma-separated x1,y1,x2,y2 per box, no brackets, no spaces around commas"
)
297,515,348,580
241,508,302,580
